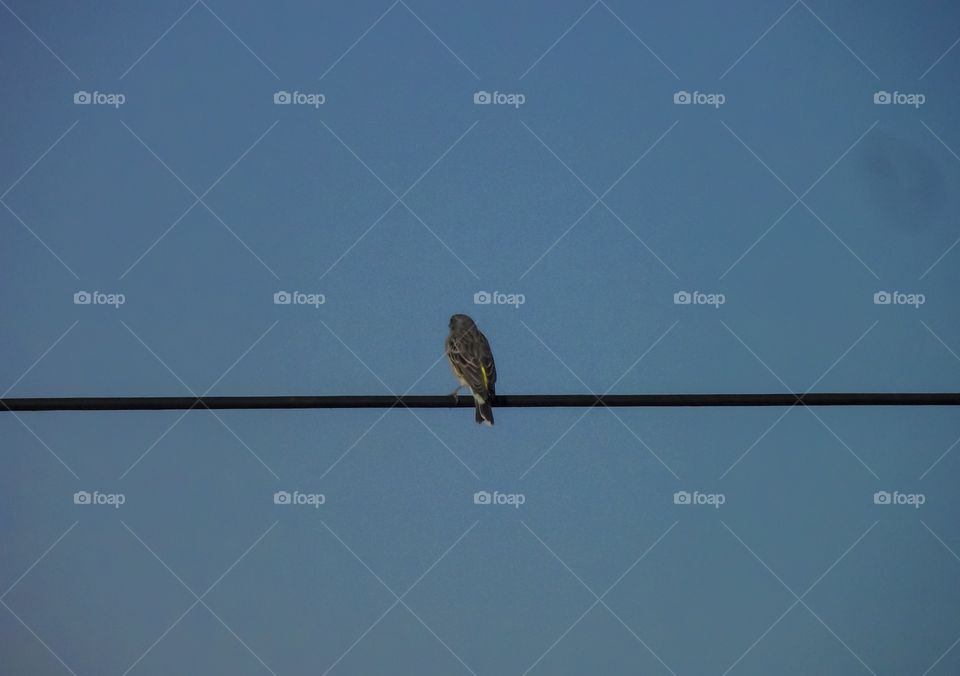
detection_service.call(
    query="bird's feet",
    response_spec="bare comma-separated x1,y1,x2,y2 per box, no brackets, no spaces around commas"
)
448,386,464,402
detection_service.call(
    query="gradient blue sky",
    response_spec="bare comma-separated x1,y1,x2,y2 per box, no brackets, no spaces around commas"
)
2,1,960,674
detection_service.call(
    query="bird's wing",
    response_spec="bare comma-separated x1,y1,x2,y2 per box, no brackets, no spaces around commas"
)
478,332,496,396
448,331,492,398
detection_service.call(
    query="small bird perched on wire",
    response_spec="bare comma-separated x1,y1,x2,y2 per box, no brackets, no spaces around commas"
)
445,314,497,425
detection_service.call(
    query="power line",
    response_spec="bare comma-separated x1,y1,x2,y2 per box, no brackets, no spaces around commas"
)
1,392,958,412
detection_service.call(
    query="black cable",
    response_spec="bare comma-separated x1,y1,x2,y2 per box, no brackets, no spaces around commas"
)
2,392,958,411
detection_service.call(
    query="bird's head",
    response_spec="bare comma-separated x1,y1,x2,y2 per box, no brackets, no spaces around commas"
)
449,314,476,332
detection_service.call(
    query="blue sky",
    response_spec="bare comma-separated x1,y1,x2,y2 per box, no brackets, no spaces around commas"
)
2,1,960,674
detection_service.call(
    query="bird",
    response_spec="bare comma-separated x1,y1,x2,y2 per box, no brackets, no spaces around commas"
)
445,314,497,425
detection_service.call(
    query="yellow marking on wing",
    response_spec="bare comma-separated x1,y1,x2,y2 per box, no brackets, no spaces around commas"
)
480,365,488,388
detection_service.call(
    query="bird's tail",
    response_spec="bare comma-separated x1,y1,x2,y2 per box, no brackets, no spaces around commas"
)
474,395,494,426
